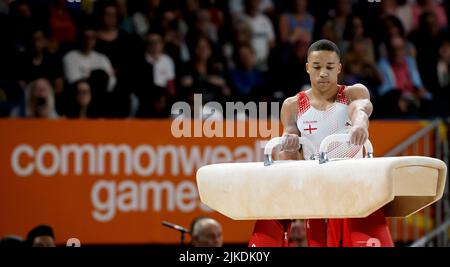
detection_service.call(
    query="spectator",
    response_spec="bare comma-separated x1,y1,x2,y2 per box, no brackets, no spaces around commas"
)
131,33,175,117
19,28,64,94
116,0,134,34
10,78,59,119
180,0,201,29
229,44,264,99
131,0,164,38
377,36,432,115
412,0,448,31
279,0,314,45
229,0,275,18
201,0,226,31
341,15,375,62
9,0,36,52
26,225,56,247
94,0,137,79
242,0,275,71
144,33,176,96
63,26,116,92
435,39,450,116
409,12,447,98
321,0,352,46
186,8,222,59
289,219,307,247
161,9,190,66
0,81,24,117
377,15,416,59
66,80,97,118
222,18,252,68
280,37,310,96
381,0,414,34
48,0,77,50
180,37,230,103
190,217,223,247
341,39,382,96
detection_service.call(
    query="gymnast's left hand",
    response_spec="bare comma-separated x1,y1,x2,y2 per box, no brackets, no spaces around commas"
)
348,124,368,146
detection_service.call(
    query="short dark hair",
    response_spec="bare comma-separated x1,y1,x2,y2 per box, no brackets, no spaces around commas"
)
26,225,55,246
307,39,341,59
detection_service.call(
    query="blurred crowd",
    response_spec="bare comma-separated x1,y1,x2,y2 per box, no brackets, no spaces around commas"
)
0,0,448,119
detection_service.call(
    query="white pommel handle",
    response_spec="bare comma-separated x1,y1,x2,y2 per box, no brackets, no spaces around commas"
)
263,136,316,166
318,134,373,164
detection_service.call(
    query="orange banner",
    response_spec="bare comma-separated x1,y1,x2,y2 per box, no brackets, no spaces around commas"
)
0,119,425,245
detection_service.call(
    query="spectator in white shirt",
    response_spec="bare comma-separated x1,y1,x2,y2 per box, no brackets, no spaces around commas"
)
243,0,275,70
63,27,116,92
145,33,176,96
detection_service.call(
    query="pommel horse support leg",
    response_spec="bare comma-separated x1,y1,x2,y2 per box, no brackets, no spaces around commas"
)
196,134,448,247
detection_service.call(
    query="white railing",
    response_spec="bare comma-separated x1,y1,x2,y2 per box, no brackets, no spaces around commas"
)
383,119,449,247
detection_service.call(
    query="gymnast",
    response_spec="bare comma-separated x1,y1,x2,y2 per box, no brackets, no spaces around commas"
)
248,39,394,247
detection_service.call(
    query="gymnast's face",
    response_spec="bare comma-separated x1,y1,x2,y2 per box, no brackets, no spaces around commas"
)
306,51,341,92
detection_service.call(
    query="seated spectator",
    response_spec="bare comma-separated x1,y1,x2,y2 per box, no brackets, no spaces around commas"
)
116,0,134,34
185,8,224,63
131,0,164,38
48,0,77,50
19,28,64,113
377,36,432,116
412,0,448,31
66,80,97,118
279,0,314,45
242,0,275,71
131,33,174,118
377,15,416,59
26,224,56,247
222,18,252,68
144,33,176,96
229,44,264,99
10,78,59,119
19,28,64,95
435,39,450,116
341,39,382,96
0,81,25,117
409,12,447,98
190,217,223,247
381,0,414,34
9,0,35,53
94,0,137,80
229,0,275,18
341,15,375,62
160,9,190,66
63,26,116,92
321,0,352,46
180,37,230,103
280,37,310,97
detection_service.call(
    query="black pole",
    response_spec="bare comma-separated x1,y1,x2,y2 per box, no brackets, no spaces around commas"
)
162,221,190,246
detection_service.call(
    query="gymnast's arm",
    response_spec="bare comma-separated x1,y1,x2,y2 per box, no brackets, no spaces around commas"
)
345,83,373,146
278,96,304,160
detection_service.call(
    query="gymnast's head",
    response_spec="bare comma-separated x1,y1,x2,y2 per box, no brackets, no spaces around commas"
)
306,39,342,91
190,217,223,247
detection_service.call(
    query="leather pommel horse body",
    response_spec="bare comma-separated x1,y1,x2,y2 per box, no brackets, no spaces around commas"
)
196,134,447,220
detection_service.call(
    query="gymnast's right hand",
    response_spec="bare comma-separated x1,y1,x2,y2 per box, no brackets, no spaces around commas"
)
281,134,300,153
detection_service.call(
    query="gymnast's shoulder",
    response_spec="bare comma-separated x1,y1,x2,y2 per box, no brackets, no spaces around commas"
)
281,95,299,109
343,83,370,100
